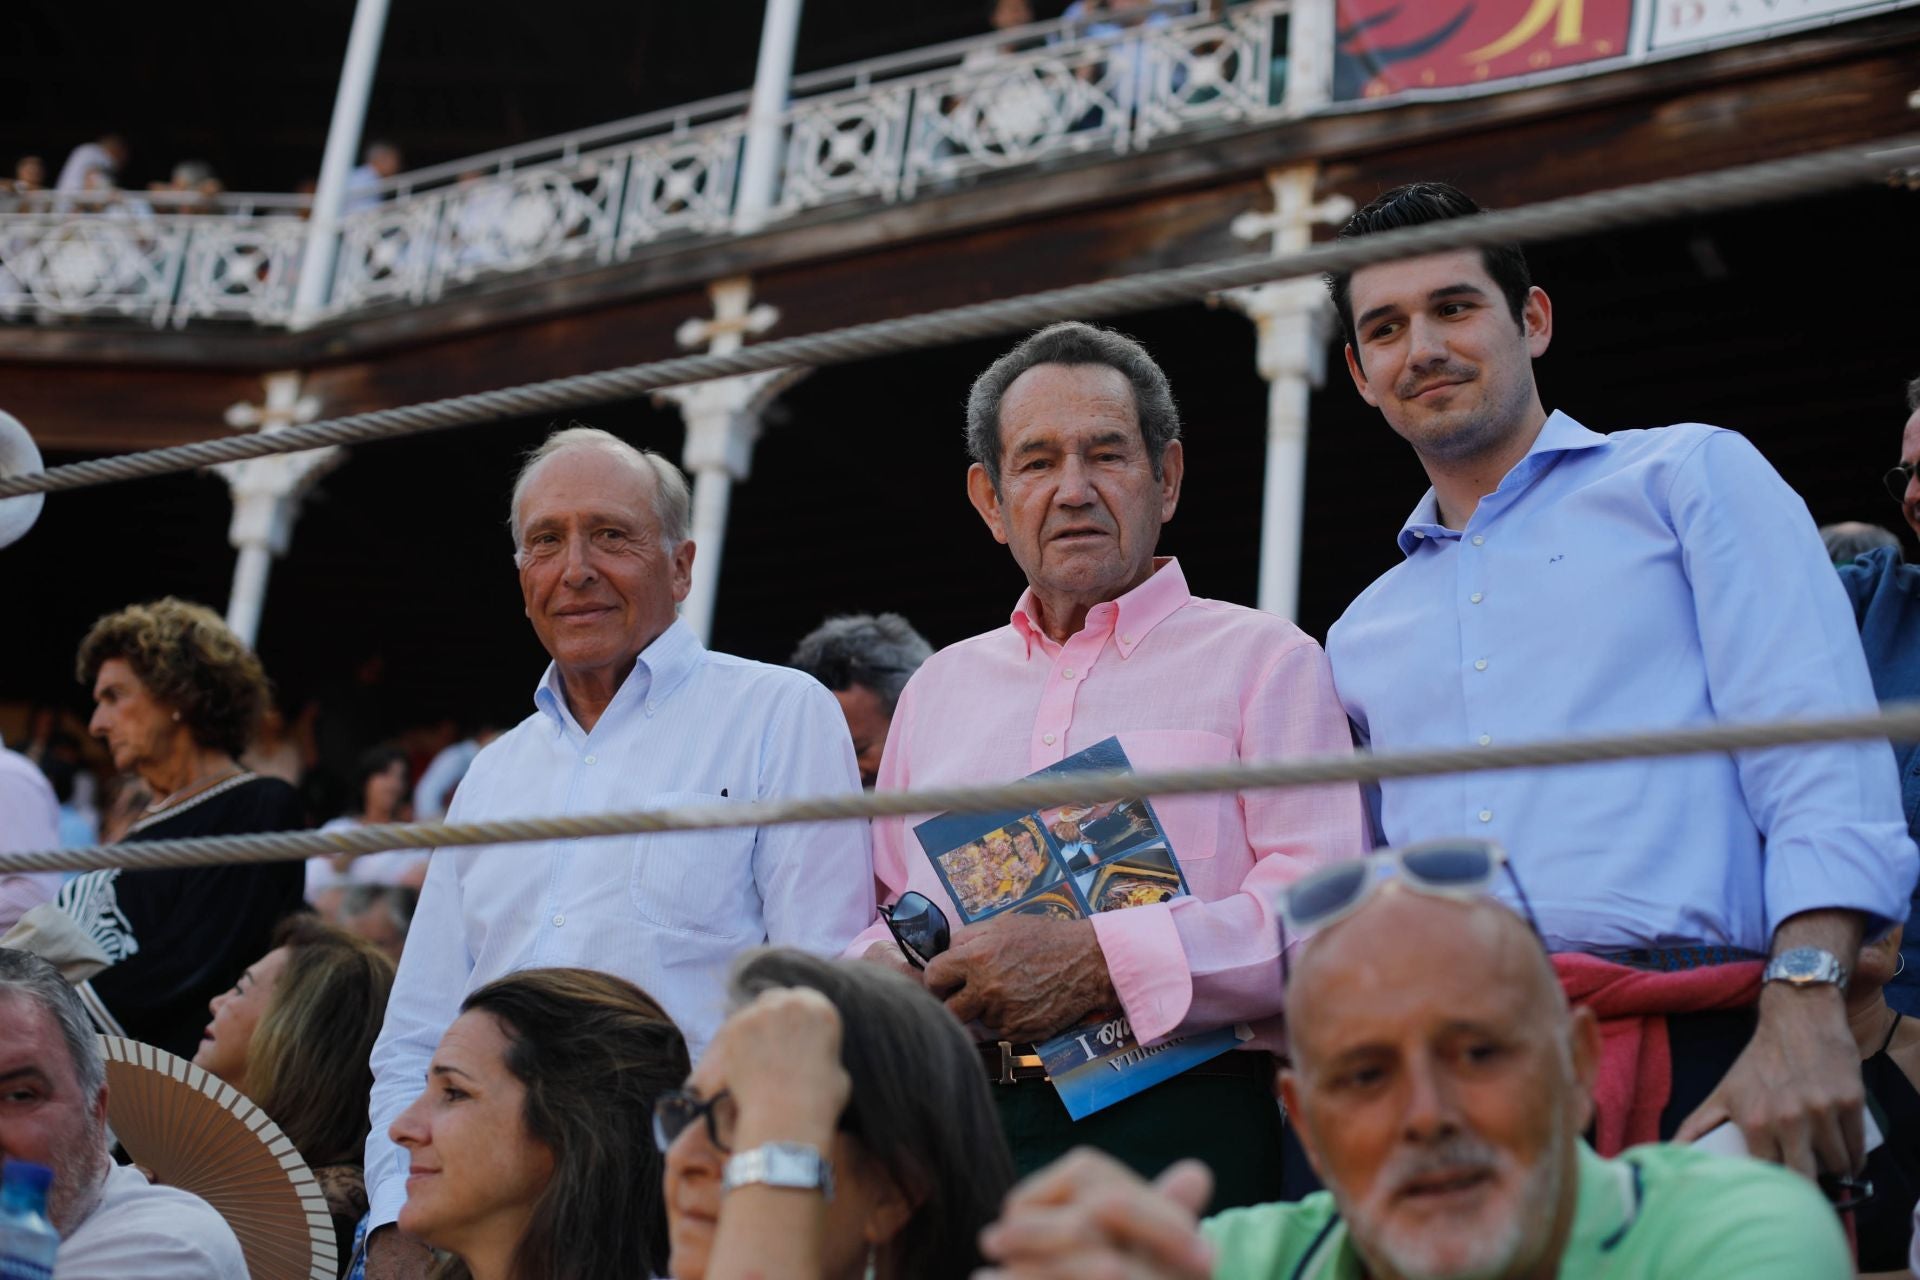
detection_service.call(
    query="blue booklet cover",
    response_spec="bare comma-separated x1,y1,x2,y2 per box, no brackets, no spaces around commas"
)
911,737,1244,1119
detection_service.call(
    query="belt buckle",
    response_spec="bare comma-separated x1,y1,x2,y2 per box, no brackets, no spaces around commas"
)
996,1040,1018,1086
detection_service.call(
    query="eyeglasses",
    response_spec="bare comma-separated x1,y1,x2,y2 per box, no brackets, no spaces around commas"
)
653,1088,735,1153
884,891,951,970
1884,462,1916,505
1278,840,1542,986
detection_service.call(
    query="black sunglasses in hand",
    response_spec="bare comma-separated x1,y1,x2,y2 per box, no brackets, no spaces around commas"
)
884,891,951,970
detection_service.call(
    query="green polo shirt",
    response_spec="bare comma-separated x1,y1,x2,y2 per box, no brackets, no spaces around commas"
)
1200,1140,1850,1279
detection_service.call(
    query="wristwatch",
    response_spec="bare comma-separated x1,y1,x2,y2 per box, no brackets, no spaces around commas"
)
1762,946,1851,990
722,1142,835,1201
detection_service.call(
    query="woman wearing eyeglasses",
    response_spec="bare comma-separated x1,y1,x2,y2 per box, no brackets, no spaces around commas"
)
386,967,689,1280
658,948,1013,1280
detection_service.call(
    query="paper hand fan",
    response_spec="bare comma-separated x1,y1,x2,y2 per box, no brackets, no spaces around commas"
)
99,1035,338,1280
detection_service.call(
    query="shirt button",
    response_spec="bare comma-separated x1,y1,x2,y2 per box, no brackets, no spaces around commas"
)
1478,810,1493,823
1043,733,1057,746
1413,530,1426,540
1472,535,1485,546
1474,659,1488,671
1062,668,1075,680
584,755,597,765
552,914,565,927
1469,592,1483,604
1478,734,1492,746
645,700,656,714
1121,635,1133,646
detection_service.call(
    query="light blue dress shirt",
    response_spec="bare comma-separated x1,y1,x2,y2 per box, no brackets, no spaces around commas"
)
1326,412,1916,955
365,619,873,1231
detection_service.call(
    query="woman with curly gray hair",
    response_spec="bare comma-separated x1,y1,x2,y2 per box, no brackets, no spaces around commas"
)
55,597,306,1057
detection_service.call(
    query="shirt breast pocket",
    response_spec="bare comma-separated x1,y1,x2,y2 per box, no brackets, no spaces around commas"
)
1116,729,1235,862
628,791,757,938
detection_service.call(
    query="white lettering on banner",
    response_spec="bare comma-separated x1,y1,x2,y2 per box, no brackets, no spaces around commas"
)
1651,0,1916,48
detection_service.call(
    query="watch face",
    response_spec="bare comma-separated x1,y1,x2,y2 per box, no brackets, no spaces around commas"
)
1780,951,1821,979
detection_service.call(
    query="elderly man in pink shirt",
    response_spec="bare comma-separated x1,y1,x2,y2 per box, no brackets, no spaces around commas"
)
848,321,1368,1209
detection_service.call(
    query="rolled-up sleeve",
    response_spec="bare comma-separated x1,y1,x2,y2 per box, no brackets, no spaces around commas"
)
1671,430,1918,936
1090,637,1369,1044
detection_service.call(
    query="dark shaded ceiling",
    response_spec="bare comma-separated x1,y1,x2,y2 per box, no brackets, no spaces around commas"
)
0,1,1063,194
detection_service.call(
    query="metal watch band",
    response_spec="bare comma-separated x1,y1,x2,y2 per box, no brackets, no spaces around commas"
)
1761,946,1851,989
722,1141,835,1202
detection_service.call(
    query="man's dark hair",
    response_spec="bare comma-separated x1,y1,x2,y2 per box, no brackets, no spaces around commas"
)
789,613,933,715
1907,373,1920,414
964,321,1181,489
1326,182,1533,362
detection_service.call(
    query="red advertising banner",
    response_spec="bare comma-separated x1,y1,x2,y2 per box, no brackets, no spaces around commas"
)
1335,0,1636,101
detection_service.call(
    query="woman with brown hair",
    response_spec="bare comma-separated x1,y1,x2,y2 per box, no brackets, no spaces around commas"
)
387,967,690,1280
56,597,306,1057
191,915,395,1275
659,948,1015,1280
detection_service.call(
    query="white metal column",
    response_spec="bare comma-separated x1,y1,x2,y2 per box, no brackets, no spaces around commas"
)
733,0,804,233
291,0,393,328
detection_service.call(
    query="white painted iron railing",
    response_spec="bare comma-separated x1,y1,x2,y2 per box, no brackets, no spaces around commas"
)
0,0,1298,331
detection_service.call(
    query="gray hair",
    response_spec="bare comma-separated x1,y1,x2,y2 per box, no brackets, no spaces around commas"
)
789,613,934,714
964,321,1181,490
0,947,106,1098
1821,522,1902,564
508,425,693,556
1907,373,1920,414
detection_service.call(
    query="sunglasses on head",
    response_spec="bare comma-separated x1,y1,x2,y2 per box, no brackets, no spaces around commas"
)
1278,839,1541,986
884,891,951,969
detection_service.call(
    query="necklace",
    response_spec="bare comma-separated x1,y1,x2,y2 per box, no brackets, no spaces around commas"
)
140,765,248,820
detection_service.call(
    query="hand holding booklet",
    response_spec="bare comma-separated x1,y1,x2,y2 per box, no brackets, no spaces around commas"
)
912,737,1247,1119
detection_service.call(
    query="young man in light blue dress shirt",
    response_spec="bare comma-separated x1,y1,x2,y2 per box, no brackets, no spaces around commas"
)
362,426,874,1279
1322,183,1917,1191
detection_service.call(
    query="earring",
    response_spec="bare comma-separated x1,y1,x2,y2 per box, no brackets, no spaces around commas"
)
170,711,181,723
1898,953,1908,979
863,1243,877,1280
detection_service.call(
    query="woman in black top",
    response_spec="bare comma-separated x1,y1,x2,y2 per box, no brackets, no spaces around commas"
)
1848,925,1920,1276
57,598,306,1059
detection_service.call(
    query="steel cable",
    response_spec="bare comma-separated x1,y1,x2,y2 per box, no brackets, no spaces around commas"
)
2,136,1916,501
4,701,1918,874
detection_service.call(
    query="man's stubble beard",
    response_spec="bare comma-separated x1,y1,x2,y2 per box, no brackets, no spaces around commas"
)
47,1112,110,1237
1338,1110,1571,1280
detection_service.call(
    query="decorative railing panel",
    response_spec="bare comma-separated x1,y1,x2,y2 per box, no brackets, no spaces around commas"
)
0,1,1298,331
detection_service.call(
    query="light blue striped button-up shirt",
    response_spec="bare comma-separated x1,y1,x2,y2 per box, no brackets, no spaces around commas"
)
365,619,872,1231
1327,412,1917,956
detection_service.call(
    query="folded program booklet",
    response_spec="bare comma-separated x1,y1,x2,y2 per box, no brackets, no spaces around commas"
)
913,736,1247,1119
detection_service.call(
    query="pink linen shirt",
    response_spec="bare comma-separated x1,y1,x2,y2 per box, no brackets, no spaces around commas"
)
846,559,1368,1051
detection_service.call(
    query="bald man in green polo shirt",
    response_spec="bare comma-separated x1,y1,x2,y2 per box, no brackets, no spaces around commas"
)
977,886,1851,1279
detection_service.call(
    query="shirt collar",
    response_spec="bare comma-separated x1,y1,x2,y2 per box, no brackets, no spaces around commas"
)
1009,557,1189,660
1396,410,1608,555
532,617,704,734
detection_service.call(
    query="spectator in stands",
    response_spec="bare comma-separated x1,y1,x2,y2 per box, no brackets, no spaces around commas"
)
152,159,223,214
244,698,306,785
1841,925,1920,1275
55,133,128,195
49,598,306,1058
661,948,1012,1280
307,743,424,919
1823,520,1902,565
848,322,1366,1205
0,740,62,930
364,426,872,1280
979,867,1854,1279
345,141,404,213
336,884,416,963
386,967,688,1280
5,155,46,210
1322,182,1915,1182
0,947,248,1278
411,722,503,821
190,916,395,1277
789,613,933,788
1841,374,1920,1014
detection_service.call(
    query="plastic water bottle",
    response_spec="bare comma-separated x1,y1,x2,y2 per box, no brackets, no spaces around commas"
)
0,1160,59,1280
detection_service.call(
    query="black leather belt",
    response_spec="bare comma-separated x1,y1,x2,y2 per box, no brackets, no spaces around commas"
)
978,1041,1274,1086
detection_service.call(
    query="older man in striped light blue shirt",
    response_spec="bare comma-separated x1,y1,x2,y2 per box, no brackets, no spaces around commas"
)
362,426,873,1278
